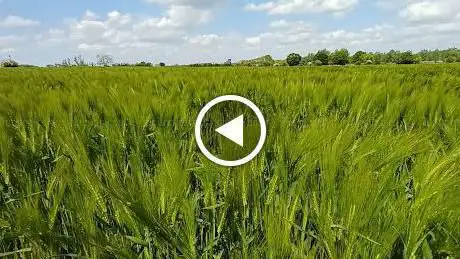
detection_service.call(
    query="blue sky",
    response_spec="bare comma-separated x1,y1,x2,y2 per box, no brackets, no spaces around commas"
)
0,0,459,65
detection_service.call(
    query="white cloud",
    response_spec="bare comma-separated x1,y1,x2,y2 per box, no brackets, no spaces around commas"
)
245,36,261,46
35,29,68,46
245,20,313,48
0,35,24,48
185,34,221,46
0,15,40,28
245,0,359,15
65,7,212,52
243,17,459,56
400,0,460,23
145,0,223,8
163,5,212,26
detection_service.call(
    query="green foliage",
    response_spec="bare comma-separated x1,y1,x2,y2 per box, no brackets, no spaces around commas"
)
314,49,330,65
240,55,275,66
300,53,315,66
352,51,366,64
329,49,350,65
0,65,460,258
159,62,166,67
313,60,323,66
446,56,457,63
396,51,416,64
286,53,302,66
419,48,460,63
135,61,153,67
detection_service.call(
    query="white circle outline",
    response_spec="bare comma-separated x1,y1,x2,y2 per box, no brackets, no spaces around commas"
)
195,95,267,167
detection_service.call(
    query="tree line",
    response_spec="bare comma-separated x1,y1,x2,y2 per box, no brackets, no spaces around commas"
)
1,48,459,68
286,48,460,66
240,48,460,67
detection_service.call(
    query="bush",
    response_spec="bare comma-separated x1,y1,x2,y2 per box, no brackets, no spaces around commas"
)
446,56,456,63
135,61,153,67
159,62,166,67
1,58,19,67
396,51,416,64
286,53,302,66
313,60,323,66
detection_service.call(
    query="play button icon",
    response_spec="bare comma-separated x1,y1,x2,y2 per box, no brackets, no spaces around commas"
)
195,95,267,167
216,115,244,147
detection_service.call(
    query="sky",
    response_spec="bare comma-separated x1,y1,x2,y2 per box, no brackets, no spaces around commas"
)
0,0,459,65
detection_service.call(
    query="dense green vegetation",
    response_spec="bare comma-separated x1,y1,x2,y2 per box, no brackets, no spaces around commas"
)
238,48,460,67
0,65,459,258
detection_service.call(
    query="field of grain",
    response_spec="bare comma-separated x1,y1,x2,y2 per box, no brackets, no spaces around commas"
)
0,65,459,258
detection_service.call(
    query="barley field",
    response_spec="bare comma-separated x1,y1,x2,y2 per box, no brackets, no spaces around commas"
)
0,65,459,258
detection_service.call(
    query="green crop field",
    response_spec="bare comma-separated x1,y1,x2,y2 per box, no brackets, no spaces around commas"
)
0,65,459,258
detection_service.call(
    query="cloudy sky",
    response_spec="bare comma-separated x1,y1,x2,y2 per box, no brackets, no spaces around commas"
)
0,0,459,65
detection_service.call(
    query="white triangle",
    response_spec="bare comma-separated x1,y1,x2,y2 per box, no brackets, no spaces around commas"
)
216,115,244,147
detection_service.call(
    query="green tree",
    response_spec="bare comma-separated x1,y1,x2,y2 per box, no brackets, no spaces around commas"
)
352,51,366,64
419,49,430,61
446,56,457,63
314,49,330,65
330,49,350,65
362,53,375,64
286,53,302,66
385,50,399,63
300,53,315,66
135,61,153,67
396,51,415,64
373,52,384,64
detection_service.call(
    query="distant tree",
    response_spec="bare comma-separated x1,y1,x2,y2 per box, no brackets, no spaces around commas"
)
273,60,288,66
352,51,366,64
300,53,315,66
74,55,86,66
239,55,274,66
159,62,166,67
259,55,275,66
1,56,19,67
286,53,302,66
113,63,132,67
330,49,350,65
419,49,430,61
362,53,375,64
224,59,232,66
446,56,457,63
61,58,72,67
314,49,330,65
135,61,153,67
385,49,399,63
313,60,323,66
96,54,114,66
396,51,415,64
373,52,385,64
